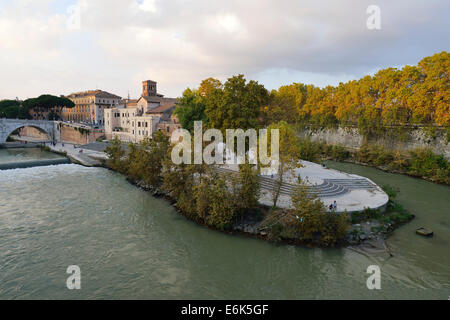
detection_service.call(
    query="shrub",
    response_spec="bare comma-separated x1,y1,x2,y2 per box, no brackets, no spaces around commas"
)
408,148,450,183
382,184,399,201
236,163,260,211
329,145,350,161
207,176,237,230
260,178,350,246
104,136,126,173
298,138,321,162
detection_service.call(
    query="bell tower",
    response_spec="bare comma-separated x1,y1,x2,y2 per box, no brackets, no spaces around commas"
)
142,80,157,97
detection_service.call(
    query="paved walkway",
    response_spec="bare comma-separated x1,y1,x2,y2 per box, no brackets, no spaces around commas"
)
47,142,107,167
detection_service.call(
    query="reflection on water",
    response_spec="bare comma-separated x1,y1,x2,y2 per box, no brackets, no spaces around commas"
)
0,157,449,299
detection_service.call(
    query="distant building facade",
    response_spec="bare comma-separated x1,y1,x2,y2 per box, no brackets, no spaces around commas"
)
61,90,122,125
105,80,181,142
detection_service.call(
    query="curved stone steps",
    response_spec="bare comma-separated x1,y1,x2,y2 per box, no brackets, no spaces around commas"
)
326,179,376,190
214,167,375,199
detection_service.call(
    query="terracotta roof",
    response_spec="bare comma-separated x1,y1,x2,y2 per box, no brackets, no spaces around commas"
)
146,102,177,114
120,99,138,107
140,96,163,103
67,90,121,100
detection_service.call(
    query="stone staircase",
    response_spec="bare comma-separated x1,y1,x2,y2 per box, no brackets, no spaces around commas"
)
215,167,376,198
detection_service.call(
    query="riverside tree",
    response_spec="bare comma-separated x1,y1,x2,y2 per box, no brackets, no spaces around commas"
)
174,88,208,133
290,178,349,246
236,162,261,211
205,74,269,133
265,121,302,208
262,51,449,135
0,100,31,119
105,136,126,172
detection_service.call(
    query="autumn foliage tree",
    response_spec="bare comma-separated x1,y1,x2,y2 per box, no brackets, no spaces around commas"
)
261,52,449,136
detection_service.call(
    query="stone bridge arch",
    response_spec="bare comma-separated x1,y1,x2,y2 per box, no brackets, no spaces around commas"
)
0,119,60,144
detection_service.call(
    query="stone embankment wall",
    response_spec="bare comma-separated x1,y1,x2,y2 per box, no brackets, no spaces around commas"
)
59,124,105,145
17,123,103,144
298,127,450,159
18,127,49,140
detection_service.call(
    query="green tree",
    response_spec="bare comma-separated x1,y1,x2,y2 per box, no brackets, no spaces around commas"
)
207,174,237,229
290,178,349,246
140,131,171,189
198,77,222,98
0,100,24,119
174,88,208,132
236,162,260,211
105,136,126,172
265,121,302,208
205,74,269,133
22,95,74,110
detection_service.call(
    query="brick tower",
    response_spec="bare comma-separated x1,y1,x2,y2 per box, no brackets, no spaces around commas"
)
142,80,157,97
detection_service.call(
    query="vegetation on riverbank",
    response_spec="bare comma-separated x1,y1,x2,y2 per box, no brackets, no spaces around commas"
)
104,132,353,247
259,179,350,246
171,52,449,184
295,138,449,184
348,185,414,242
175,52,449,141
101,54,447,246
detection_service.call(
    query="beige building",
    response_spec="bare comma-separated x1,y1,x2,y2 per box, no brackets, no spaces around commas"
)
105,80,181,143
62,90,122,126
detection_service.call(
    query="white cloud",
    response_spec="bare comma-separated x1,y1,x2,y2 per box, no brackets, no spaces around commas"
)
0,0,448,99
139,0,158,13
213,13,245,35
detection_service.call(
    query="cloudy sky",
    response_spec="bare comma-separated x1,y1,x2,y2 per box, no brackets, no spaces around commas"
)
0,0,448,99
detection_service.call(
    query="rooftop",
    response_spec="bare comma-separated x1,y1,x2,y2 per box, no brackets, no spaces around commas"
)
66,90,122,100
146,102,178,114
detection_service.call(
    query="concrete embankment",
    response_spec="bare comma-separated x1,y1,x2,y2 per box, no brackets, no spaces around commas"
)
0,158,71,170
47,142,106,167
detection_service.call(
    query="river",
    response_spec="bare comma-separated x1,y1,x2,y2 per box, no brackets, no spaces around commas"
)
0,149,449,299
0,148,63,164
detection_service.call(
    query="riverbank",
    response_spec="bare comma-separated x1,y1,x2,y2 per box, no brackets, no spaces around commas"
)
115,161,410,251
41,140,411,250
338,157,449,186
46,142,106,167
296,139,450,185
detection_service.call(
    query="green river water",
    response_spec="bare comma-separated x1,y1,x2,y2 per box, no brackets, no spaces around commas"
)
0,149,448,299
